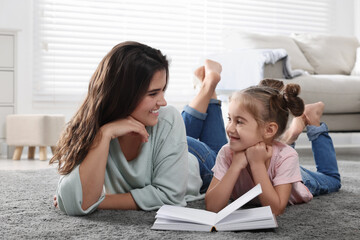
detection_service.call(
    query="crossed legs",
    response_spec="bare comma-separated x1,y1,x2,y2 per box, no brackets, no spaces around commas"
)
281,101,341,195
182,60,227,153
182,60,227,192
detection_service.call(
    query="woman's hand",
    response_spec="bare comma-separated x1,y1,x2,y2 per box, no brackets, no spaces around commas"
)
102,116,149,142
53,195,58,208
79,115,148,211
245,142,272,167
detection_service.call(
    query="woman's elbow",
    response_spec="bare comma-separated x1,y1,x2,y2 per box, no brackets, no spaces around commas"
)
57,196,84,216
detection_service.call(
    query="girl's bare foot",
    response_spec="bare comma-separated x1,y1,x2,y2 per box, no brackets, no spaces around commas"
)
281,101,325,144
304,101,324,127
282,115,307,145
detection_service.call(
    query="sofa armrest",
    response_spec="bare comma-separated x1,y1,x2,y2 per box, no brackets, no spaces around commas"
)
264,59,285,79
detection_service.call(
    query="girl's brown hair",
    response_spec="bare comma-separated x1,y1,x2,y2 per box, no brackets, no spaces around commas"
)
230,79,304,139
49,41,169,175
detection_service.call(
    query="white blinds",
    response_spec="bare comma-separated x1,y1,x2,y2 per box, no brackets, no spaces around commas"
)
33,0,335,110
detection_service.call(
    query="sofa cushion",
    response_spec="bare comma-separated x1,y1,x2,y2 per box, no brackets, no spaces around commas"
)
292,33,359,75
281,75,360,114
223,31,315,73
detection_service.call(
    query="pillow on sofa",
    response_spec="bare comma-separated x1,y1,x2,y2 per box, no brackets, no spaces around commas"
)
351,47,360,76
292,33,359,75
223,31,315,73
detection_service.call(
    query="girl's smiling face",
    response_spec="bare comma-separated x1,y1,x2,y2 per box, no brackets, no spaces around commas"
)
226,100,265,152
131,70,167,126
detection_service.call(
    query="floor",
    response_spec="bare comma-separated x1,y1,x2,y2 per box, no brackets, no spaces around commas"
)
0,158,56,170
0,146,359,171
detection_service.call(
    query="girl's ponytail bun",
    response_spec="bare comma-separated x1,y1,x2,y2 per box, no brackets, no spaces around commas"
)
283,84,304,117
259,79,284,92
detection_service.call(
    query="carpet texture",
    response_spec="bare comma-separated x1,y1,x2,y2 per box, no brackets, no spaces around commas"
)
1,157,359,240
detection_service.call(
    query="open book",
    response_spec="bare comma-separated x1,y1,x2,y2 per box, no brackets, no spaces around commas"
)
151,184,277,232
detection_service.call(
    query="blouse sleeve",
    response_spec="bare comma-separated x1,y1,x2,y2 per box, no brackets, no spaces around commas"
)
56,165,106,216
212,144,232,181
130,106,189,210
272,149,302,186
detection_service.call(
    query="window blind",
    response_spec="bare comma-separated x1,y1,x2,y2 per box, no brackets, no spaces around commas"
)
33,0,335,110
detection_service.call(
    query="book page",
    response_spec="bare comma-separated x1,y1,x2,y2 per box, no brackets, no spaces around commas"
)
215,184,262,224
217,206,273,225
155,205,216,226
151,218,212,232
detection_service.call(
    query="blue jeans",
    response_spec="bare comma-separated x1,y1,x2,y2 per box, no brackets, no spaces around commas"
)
300,123,341,196
181,99,228,193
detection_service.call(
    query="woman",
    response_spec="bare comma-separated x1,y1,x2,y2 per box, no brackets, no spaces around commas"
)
51,42,226,215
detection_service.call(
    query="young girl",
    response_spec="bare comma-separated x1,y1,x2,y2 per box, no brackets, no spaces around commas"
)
205,79,341,216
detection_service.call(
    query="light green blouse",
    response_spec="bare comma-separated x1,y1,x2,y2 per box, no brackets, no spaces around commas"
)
56,106,203,215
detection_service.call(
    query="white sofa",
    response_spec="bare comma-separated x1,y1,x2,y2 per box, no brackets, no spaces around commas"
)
223,32,360,132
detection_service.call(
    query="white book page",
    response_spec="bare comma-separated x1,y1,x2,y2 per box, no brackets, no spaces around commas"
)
152,218,212,232
155,205,216,226
215,184,262,224
217,206,272,225
216,218,277,231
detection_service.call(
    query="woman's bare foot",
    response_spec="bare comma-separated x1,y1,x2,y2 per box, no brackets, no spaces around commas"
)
204,59,222,86
189,59,222,113
281,101,325,145
202,59,222,99
194,66,205,82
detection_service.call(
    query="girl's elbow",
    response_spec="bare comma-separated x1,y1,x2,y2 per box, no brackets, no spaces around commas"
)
206,204,220,213
205,198,222,213
271,205,286,216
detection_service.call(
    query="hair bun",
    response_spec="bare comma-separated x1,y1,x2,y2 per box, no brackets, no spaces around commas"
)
259,79,284,92
283,83,304,117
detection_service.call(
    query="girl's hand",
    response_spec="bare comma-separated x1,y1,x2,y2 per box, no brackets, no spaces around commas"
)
245,142,272,166
230,151,248,171
102,116,149,142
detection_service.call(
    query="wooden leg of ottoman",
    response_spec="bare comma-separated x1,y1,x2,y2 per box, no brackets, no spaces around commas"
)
28,146,35,159
13,146,23,160
51,146,56,155
39,146,47,161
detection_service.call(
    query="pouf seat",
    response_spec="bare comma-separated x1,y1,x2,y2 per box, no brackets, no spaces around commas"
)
6,114,65,160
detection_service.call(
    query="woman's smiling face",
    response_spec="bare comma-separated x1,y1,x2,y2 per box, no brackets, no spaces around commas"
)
130,70,167,127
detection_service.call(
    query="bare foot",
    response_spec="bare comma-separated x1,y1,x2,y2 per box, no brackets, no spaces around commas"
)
281,101,325,144
188,59,222,113
204,59,222,87
282,115,307,145
193,60,222,98
304,101,324,127
203,59,222,99
194,66,205,82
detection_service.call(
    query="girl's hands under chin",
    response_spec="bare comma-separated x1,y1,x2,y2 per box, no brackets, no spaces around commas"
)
230,150,248,171
245,142,272,166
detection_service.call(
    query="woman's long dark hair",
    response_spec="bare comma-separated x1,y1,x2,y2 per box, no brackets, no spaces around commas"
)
50,41,169,175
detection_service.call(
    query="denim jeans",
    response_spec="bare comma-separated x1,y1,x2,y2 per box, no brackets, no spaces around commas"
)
300,123,341,196
181,99,228,193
